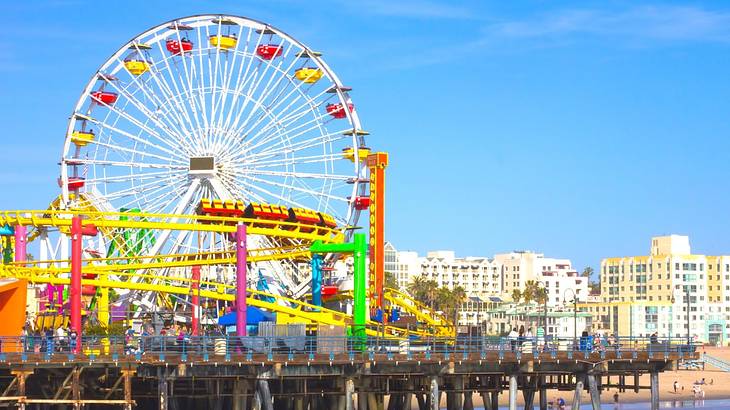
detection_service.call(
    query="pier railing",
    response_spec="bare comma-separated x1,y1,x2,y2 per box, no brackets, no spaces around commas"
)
0,334,696,362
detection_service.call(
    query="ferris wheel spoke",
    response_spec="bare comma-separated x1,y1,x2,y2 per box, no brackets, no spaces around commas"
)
100,81,190,155
241,173,348,205
225,42,295,146
229,44,301,143
85,116,188,163
80,132,187,165
241,85,334,151
246,128,350,162
237,169,351,181
66,158,187,170
130,178,190,214
102,173,186,201
217,173,266,203
242,108,336,157
84,169,183,184
245,153,342,169
193,27,212,134
217,27,257,131
170,36,207,154
147,45,201,153
111,63,191,144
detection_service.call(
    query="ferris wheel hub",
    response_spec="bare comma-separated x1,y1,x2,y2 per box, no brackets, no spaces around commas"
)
188,156,216,178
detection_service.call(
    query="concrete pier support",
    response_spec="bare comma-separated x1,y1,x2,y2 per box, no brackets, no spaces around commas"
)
233,379,248,410
571,375,584,410
650,371,659,410
430,377,439,410
588,374,601,410
346,378,355,410
257,379,274,410
159,376,168,410
539,376,547,410
509,375,518,410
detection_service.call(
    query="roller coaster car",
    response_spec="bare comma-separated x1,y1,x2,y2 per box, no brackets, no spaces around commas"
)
286,207,320,232
318,212,337,229
196,198,245,219
244,202,289,227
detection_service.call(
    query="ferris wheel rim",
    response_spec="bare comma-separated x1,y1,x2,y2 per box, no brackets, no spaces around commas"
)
60,14,368,233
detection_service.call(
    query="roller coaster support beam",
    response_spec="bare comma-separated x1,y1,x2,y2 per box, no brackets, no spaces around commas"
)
13,224,26,262
311,254,323,309
70,216,98,353
236,223,247,336
191,265,201,336
310,233,367,338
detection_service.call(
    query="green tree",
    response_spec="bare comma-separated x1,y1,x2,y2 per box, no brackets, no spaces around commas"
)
511,289,522,303
582,266,594,278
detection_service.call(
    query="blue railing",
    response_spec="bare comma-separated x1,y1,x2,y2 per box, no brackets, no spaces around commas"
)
0,335,696,362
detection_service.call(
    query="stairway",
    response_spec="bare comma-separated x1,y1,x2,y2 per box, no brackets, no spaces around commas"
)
702,353,730,372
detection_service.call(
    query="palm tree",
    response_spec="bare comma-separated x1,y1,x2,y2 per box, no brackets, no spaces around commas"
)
450,286,467,328
511,289,522,303
582,267,594,278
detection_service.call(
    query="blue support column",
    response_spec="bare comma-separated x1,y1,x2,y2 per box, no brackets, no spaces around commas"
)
311,254,323,308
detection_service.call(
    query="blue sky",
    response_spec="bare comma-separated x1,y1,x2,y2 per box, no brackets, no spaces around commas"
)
2,1,730,273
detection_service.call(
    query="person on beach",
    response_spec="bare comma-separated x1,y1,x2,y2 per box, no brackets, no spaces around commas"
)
673,380,678,393
557,397,565,410
613,392,619,404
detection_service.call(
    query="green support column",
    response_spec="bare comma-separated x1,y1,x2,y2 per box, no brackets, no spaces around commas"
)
353,233,367,339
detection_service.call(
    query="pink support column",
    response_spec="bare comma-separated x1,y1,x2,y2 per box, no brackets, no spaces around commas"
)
70,216,82,353
235,223,247,336
13,225,26,262
191,265,200,336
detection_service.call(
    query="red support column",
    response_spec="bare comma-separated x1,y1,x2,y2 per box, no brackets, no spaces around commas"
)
191,265,201,336
70,216,82,353
236,223,247,336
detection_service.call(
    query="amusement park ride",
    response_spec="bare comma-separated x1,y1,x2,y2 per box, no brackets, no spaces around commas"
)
0,15,452,352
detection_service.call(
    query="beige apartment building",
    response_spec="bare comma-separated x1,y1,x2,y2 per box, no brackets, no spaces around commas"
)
593,235,730,344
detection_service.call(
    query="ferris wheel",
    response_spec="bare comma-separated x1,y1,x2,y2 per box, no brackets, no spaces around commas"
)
58,15,369,307
61,14,367,226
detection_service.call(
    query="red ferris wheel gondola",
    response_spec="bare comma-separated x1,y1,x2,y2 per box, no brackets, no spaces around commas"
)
166,39,194,55
326,102,354,119
90,91,118,105
256,44,283,60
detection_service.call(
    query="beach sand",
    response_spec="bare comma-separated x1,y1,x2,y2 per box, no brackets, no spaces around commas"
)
398,346,730,408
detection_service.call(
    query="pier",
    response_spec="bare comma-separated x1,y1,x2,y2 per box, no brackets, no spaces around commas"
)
0,335,697,410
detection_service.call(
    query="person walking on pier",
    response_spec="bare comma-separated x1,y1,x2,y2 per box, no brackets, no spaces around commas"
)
509,327,518,351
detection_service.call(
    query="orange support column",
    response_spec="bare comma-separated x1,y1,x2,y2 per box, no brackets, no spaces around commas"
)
367,152,388,317
0,279,27,351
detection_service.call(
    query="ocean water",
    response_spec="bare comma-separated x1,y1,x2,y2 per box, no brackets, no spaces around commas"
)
467,399,730,410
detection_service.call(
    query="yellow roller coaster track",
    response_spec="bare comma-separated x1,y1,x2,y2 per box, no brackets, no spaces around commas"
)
0,209,344,244
0,210,446,339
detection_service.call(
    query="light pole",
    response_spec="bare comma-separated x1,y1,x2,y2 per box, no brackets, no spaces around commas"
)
671,286,692,346
563,288,578,349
